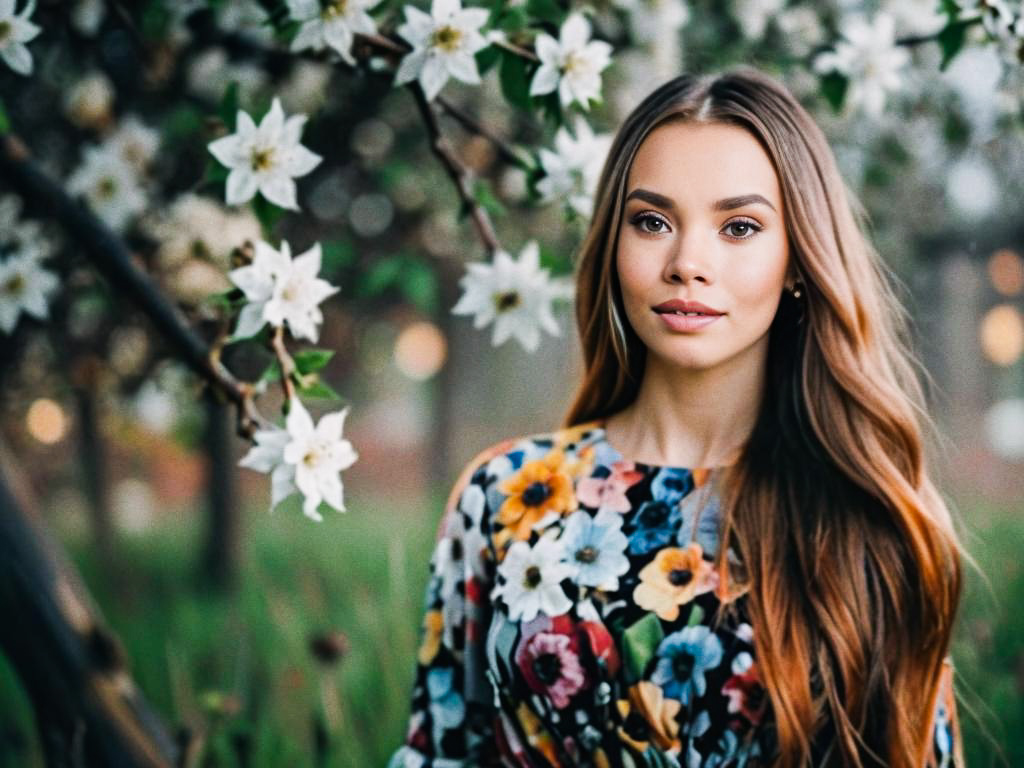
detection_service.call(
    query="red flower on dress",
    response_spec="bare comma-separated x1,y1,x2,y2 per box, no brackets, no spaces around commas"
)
722,662,767,724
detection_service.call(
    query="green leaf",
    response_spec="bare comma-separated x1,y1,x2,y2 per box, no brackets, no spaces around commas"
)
497,6,529,32
261,360,283,383
937,19,968,71
473,178,506,218
253,194,285,234
204,160,231,185
622,613,664,685
500,50,534,110
685,604,705,627
0,98,9,135
298,378,343,401
219,81,241,130
476,43,502,75
818,71,848,113
293,348,335,375
525,0,563,25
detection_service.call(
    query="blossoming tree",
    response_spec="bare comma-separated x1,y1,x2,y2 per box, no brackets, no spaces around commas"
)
0,0,1021,763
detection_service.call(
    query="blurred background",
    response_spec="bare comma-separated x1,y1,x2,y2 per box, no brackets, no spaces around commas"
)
0,0,1022,766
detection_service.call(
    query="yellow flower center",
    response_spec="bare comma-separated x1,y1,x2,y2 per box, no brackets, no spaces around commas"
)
98,177,118,199
563,51,587,75
431,25,462,52
3,274,25,297
250,146,277,172
523,565,542,589
493,290,521,312
323,0,348,19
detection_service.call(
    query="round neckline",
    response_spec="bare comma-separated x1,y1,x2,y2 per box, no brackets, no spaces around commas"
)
589,416,737,472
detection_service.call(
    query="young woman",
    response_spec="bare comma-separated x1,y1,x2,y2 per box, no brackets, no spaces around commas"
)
389,67,964,767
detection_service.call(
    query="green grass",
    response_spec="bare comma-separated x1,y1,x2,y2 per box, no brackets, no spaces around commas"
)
0,492,1021,766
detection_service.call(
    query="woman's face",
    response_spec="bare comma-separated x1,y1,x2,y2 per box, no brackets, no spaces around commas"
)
616,120,791,374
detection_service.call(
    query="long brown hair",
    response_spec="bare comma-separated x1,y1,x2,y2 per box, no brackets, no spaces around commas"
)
563,67,963,767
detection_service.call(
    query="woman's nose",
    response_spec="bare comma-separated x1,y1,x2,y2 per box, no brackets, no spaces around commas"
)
663,227,716,285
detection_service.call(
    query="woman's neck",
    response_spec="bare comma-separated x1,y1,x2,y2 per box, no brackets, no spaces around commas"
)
604,345,767,468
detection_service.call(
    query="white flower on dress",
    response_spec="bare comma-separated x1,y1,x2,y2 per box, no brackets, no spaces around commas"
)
394,0,490,101
282,398,359,521
66,143,148,232
536,116,611,219
228,238,339,342
812,12,910,118
559,509,630,591
529,12,613,110
207,97,322,210
450,239,573,353
493,532,573,622
287,0,380,66
0,0,41,76
0,248,59,334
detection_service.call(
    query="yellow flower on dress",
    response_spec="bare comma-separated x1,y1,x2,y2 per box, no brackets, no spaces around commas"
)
633,542,718,621
616,681,682,752
417,609,443,665
495,449,577,547
516,701,565,766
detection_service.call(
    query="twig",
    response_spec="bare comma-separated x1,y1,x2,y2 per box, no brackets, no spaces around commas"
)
409,84,502,256
435,96,532,170
491,36,539,62
270,326,297,403
0,134,267,439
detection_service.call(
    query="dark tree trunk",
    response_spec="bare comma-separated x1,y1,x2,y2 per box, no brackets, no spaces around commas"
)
0,442,179,768
200,391,241,590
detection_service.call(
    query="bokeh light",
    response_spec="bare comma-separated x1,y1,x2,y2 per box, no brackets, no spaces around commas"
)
26,398,67,445
393,321,447,381
979,304,1024,366
988,248,1024,296
985,398,1024,461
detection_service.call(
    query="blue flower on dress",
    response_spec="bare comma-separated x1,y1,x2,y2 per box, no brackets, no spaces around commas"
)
652,625,723,708
426,666,465,735
626,498,682,555
650,467,694,503
559,509,630,590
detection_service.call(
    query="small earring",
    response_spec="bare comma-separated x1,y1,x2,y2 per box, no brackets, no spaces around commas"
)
789,281,804,299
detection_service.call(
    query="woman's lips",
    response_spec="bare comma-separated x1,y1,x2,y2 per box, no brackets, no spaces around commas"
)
653,309,723,332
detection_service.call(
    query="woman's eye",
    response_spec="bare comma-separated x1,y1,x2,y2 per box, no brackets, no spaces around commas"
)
633,213,668,234
722,219,762,239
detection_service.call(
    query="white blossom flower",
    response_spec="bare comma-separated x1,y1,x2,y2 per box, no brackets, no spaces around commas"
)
228,238,339,342
0,194,52,256
559,509,630,591
730,0,785,41
451,240,573,353
239,399,358,520
812,12,910,118
109,115,161,172
66,143,148,232
0,0,41,76
287,0,380,65
0,248,59,334
207,97,322,210
142,193,261,269
394,0,490,101
956,0,1017,40
282,399,358,521
536,116,611,219
529,12,612,110
492,532,573,622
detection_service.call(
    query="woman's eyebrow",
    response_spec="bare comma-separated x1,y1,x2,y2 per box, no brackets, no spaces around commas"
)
624,188,777,213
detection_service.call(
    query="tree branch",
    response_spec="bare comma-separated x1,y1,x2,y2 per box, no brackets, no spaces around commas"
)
409,84,502,256
0,135,266,439
435,95,533,171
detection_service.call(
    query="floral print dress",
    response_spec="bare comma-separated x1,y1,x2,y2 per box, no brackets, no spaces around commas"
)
389,419,962,767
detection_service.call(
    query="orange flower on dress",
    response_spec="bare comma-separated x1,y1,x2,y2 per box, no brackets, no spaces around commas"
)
633,542,718,621
495,449,577,546
616,681,682,752
416,609,443,665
